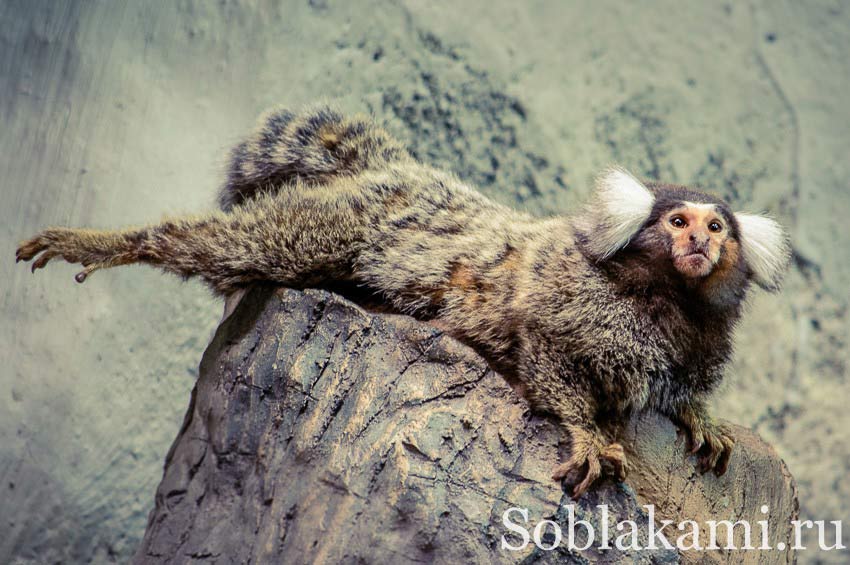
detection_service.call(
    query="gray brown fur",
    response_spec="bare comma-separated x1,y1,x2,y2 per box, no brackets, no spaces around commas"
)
16,106,790,497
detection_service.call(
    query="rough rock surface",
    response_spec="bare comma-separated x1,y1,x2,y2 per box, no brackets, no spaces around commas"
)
135,287,797,564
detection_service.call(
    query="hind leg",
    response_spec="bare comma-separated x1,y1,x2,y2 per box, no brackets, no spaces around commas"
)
17,195,368,295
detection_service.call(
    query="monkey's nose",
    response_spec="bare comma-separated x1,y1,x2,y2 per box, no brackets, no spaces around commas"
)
689,232,707,243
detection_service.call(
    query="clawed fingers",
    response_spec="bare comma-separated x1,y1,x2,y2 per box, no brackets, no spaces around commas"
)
551,454,582,482
551,464,569,482
552,440,627,499
713,446,732,476
16,227,126,284
551,441,593,483
17,233,68,276
686,428,705,454
572,456,601,499
693,425,735,476
713,431,735,476
698,442,721,473
600,443,628,482
15,228,92,279
16,235,49,263
676,410,737,478
31,250,58,272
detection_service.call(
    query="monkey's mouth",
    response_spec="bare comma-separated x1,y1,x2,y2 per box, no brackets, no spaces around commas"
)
674,251,713,277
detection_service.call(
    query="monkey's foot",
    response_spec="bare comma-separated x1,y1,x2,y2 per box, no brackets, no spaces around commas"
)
16,228,128,282
599,443,628,482
680,418,735,476
552,432,628,498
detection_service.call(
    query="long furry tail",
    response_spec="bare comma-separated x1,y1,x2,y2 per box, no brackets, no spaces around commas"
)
219,105,409,210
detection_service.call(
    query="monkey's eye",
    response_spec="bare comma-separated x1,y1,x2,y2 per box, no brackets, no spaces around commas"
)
669,216,687,228
708,221,723,233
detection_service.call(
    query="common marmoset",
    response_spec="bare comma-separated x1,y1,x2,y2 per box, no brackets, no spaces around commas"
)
16,106,790,497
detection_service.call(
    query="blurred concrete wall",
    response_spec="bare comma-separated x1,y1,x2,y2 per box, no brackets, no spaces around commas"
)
1,0,847,562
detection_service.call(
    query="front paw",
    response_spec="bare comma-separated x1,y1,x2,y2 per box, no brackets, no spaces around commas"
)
552,429,628,498
682,418,735,476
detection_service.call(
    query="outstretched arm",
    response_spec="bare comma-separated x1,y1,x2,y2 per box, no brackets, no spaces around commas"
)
16,198,365,295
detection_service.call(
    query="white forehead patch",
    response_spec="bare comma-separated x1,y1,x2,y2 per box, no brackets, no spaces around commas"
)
681,201,718,213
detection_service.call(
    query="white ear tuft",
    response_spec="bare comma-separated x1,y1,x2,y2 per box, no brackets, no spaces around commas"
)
735,212,791,291
585,167,655,259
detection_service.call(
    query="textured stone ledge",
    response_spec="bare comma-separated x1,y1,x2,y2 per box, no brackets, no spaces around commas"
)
135,286,797,564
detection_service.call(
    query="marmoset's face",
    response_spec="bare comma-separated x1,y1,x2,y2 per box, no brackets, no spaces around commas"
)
660,203,731,279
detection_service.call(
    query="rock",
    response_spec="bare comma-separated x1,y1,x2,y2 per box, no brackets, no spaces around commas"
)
135,287,798,564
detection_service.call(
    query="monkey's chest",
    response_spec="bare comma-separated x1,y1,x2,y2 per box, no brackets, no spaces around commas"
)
582,321,720,415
